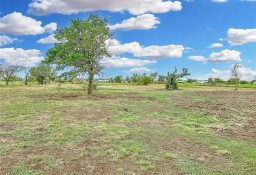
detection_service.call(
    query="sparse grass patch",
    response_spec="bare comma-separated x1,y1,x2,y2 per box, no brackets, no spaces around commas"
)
115,113,140,122
174,155,224,175
173,119,256,174
27,154,61,168
109,140,146,160
136,159,156,171
1,84,255,174
8,162,44,175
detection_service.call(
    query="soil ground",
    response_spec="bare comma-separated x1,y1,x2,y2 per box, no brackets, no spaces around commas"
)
0,84,255,175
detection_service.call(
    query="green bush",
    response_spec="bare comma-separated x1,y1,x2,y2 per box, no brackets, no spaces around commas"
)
240,80,248,84
166,68,190,90
186,78,197,83
138,76,151,85
114,75,123,83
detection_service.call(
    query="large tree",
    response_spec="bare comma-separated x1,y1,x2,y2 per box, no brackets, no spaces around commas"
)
45,14,112,95
0,64,23,85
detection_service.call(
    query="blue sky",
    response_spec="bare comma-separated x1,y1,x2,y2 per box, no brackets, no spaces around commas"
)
0,0,256,80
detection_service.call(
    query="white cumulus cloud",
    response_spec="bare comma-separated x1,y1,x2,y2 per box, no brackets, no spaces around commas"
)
135,45,184,58
0,35,18,46
0,12,57,36
128,67,153,73
101,56,156,68
109,14,160,30
227,28,256,45
208,43,224,48
108,39,141,55
37,34,58,44
44,22,57,33
0,12,45,35
210,65,256,81
208,50,241,62
0,48,43,67
188,56,207,62
28,0,182,15
108,39,184,59
209,68,231,80
189,49,241,63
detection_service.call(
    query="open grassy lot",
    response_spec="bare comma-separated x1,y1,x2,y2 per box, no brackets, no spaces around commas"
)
0,84,255,175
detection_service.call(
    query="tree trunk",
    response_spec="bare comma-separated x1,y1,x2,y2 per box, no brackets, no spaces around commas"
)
25,77,28,85
87,63,94,96
5,79,9,86
235,78,239,90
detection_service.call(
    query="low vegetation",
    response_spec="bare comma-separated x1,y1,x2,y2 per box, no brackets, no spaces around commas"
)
0,84,255,174
0,64,23,85
165,67,190,90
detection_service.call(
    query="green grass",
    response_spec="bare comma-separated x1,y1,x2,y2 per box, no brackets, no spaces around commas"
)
115,113,140,122
0,83,255,174
179,82,256,89
172,114,256,175
9,162,44,175
174,155,225,175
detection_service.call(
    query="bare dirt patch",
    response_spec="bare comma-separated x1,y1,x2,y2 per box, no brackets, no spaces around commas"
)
60,105,111,121
149,135,231,173
181,90,256,142
0,138,152,175
0,123,13,132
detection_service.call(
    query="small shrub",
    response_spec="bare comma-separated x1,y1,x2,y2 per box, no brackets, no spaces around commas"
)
138,76,151,85
114,75,123,83
166,68,190,90
240,80,248,84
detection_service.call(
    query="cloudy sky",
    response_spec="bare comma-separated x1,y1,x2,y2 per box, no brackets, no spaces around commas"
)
0,0,256,80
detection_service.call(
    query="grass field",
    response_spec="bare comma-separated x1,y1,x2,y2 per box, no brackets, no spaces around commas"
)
0,84,255,175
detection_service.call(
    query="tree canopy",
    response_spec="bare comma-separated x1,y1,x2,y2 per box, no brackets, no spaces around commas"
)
166,68,190,90
44,14,112,95
30,64,55,85
0,64,23,85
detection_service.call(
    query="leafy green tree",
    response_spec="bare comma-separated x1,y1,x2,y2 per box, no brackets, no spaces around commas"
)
109,77,114,83
114,75,122,83
165,68,190,90
9,75,18,82
228,78,239,84
30,64,54,85
207,78,214,85
130,73,139,83
125,76,131,83
240,80,248,84
59,72,78,83
0,64,23,85
138,75,152,85
214,78,224,84
45,14,112,95
187,78,197,83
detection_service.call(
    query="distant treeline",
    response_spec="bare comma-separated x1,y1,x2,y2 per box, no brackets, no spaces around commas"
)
1,71,255,87
1,64,255,88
